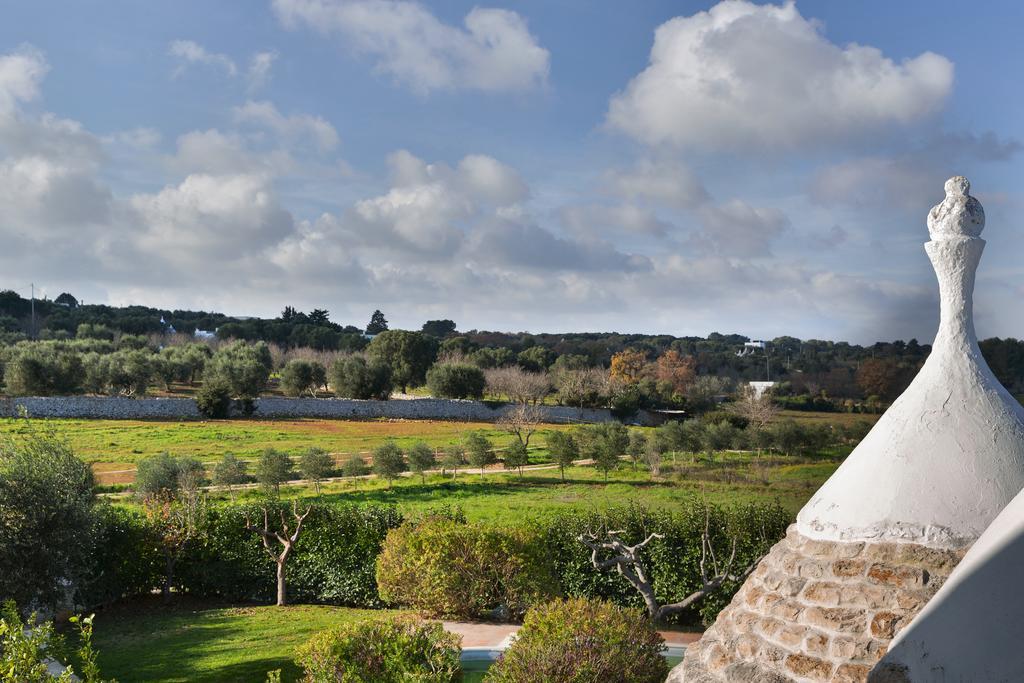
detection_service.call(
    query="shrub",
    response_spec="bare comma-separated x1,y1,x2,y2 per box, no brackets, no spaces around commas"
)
425,363,485,399
366,330,438,393
256,449,293,496
203,341,273,400
3,344,84,396
0,429,96,613
372,441,406,485
376,518,558,620
195,378,232,418
134,453,204,498
297,616,461,683
299,447,335,495
486,597,667,683
329,355,392,400
341,454,369,478
281,359,326,397
464,431,494,475
406,442,435,483
84,505,162,607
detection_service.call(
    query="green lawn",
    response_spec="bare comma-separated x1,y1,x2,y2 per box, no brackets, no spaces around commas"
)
0,417,538,466
89,598,405,683
211,451,840,520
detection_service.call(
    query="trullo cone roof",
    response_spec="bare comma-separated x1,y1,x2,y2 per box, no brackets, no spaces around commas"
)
796,177,1024,548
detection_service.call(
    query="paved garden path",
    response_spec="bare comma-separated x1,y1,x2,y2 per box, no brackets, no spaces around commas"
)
443,620,701,649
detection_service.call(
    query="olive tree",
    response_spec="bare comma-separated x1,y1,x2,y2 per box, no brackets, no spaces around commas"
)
372,441,406,486
367,330,437,393
0,427,96,612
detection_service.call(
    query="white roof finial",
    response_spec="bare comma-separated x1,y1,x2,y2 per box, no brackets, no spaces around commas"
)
927,175,985,239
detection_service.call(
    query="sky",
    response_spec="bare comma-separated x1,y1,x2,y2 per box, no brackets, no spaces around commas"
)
1,0,1022,343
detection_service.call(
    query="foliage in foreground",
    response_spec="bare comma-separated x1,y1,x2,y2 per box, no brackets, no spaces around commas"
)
297,615,461,683
376,516,558,620
0,602,112,682
0,427,96,612
485,597,667,683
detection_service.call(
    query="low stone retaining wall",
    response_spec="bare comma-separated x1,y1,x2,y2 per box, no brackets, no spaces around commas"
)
0,395,651,425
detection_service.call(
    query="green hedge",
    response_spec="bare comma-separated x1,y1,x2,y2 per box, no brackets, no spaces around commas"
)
177,503,403,607
81,499,787,628
540,501,789,625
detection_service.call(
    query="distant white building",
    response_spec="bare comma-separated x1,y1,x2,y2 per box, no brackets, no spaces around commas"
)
194,329,216,340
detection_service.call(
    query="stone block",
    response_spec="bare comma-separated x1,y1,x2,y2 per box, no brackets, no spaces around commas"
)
833,663,873,682
839,583,886,608
799,558,828,579
870,611,901,639
803,581,842,606
704,642,732,672
734,633,762,659
776,624,807,648
781,576,807,596
785,653,833,680
769,598,804,621
867,564,925,589
804,606,867,634
832,558,867,578
805,631,829,656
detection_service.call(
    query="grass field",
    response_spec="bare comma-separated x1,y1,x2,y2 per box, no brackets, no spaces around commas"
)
88,598,405,682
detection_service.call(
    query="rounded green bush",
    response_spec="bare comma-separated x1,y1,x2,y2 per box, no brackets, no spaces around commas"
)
297,615,461,683
376,518,558,620
426,363,485,399
485,597,667,683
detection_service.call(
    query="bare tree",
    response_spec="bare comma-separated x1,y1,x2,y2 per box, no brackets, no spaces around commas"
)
245,502,313,606
730,385,780,432
578,512,763,623
485,367,551,405
497,402,545,448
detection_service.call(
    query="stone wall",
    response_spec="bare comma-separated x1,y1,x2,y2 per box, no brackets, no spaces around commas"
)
668,526,964,683
0,395,646,424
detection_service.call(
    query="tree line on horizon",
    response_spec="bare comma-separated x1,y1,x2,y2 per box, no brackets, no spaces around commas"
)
1,289,1023,409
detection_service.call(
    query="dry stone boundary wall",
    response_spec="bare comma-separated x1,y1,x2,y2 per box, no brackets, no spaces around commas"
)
0,395,650,424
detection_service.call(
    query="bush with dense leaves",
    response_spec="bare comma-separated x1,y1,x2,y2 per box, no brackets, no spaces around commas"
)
195,378,232,418
203,341,273,401
280,359,326,397
375,517,558,619
329,355,392,400
296,616,461,683
2,343,84,396
425,363,485,399
0,429,96,613
485,597,667,683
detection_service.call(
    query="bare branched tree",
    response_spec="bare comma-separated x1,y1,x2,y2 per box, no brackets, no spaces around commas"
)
485,367,551,405
245,501,313,606
578,511,763,623
497,402,545,448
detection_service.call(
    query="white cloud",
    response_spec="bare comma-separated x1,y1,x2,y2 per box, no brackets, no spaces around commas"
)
0,45,48,113
603,159,709,209
561,204,672,239
607,0,953,150
692,199,788,257
129,173,295,260
272,0,549,93
171,129,260,174
247,51,278,91
169,40,238,78
233,100,339,152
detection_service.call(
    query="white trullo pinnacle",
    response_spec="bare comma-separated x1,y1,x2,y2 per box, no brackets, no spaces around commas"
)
796,176,1024,548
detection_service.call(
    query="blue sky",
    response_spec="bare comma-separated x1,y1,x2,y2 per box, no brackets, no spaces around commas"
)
1,0,1022,343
